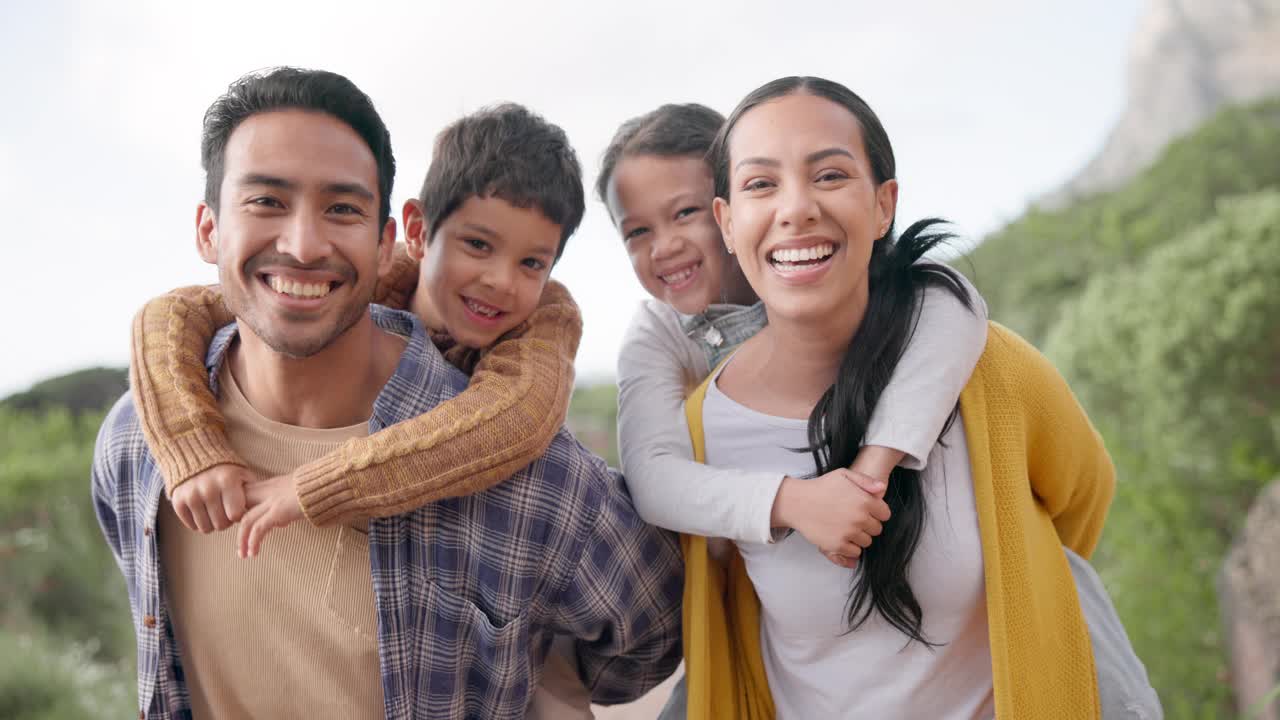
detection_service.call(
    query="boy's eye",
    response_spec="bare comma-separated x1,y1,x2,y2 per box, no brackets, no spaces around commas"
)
464,237,490,251
675,207,700,220
522,258,547,271
624,226,650,242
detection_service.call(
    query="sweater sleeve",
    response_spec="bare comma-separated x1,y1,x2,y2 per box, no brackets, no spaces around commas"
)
127,243,421,496
129,284,242,496
616,302,785,544
863,270,989,470
1004,324,1117,559
295,279,581,525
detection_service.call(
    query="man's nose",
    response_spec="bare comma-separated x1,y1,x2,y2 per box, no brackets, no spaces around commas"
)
276,211,333,265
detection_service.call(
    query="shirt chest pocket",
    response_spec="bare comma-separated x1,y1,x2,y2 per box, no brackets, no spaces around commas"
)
325,525,379,639
424,581,535,708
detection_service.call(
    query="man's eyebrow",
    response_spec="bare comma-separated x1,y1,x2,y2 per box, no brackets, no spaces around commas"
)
806,147,856,164
323,182,375,201
238,173,296,190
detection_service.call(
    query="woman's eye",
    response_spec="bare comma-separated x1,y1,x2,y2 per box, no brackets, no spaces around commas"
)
742,179,774,192
816,170,849,183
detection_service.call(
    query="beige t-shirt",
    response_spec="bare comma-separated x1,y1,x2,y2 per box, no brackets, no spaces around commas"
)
159,365,382,718
159,363,597,718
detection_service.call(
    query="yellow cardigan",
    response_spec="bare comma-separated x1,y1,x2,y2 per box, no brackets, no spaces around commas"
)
681,322,1115,719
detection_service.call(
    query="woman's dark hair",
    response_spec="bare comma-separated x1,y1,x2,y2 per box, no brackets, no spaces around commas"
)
201,67,396,227
712,76,975,646
595,103,725,212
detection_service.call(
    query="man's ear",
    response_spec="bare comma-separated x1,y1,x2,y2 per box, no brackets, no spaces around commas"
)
875,179,899,238
377,215,398,277
712,196,735,255
402,199,429,261
196,203,218,264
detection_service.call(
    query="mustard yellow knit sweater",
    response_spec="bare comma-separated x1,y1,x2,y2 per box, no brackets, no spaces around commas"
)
682,322,1115,719
128,244,582,526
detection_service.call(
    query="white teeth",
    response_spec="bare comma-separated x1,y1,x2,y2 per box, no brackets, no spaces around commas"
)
770,243,834,264
267,275,332,299
660,266,696,285
465,299,500,318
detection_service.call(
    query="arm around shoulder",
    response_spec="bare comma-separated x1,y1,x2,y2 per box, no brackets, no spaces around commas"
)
294,279,581,525
129,286,242,496
616,301,785,543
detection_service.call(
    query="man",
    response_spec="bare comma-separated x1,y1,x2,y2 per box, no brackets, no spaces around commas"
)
92,67,683,719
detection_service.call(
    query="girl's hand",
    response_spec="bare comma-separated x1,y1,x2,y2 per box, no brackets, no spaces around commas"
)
772,469,891,568
236,473,304,559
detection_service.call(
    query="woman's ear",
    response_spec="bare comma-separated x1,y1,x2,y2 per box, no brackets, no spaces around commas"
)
402,199,429,260
713,196,735,255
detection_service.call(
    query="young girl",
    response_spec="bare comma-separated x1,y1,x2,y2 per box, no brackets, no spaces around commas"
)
681,75,1113,719
599,104,988,562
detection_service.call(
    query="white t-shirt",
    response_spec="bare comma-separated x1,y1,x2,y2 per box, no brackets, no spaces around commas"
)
616,278,990,543
702,361,996,720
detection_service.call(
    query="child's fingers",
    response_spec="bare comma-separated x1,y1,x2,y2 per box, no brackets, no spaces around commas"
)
189,502,215,533
207,498,232,531
173,499,199,533
237,505,266,559
223,482,247,523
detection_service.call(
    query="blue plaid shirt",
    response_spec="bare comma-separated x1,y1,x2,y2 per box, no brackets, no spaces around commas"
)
92,306,684,719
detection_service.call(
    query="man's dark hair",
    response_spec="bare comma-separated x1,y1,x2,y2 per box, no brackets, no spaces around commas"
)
201,67,396,227
419,103,584,260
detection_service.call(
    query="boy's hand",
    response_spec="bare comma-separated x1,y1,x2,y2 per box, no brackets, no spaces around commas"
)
169,464,254,533
772,469,891,569
237,473,305,559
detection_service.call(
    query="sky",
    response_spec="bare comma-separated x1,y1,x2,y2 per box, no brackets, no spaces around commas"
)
0,0,1143,396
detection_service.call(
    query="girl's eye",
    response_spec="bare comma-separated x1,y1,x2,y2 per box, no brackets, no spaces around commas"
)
624,227,650,242
465,237,490,251
675,206,700,220
522,258,547,271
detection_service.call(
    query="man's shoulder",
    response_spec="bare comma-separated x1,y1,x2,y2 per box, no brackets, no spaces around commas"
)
92,392,155,484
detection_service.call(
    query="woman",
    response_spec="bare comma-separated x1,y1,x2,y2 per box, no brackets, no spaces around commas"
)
678,75,1118,719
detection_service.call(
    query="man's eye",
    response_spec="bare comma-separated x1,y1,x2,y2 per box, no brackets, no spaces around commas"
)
249,196,284,208
330,204,365,216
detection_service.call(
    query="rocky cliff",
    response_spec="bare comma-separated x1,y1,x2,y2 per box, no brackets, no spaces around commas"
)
1049,0,1280,204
